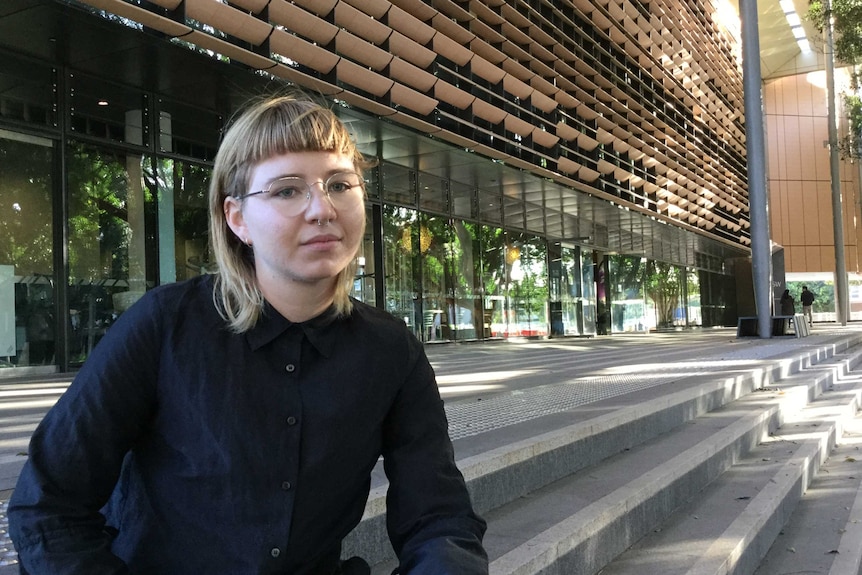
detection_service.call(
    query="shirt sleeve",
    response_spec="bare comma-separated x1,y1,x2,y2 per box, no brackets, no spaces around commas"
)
8,292,162,575
381,336,488,575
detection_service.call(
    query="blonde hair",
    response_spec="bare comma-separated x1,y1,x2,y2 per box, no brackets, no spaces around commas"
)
209,93,369,333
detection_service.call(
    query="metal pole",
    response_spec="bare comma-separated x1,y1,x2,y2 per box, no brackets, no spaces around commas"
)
740,0,773,338
825,0,849,325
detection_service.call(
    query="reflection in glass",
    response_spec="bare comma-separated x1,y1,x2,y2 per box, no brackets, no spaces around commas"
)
67,142,154,366
383,205,420,338
0,132,54,368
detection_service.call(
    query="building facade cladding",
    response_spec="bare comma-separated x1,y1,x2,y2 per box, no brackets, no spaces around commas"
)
0,0,751,374
83,0,751,249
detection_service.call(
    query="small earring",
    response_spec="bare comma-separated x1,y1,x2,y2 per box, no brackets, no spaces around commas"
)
245,238,252,247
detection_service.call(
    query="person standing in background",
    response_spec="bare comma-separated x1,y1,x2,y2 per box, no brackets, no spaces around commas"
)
800,285,815,328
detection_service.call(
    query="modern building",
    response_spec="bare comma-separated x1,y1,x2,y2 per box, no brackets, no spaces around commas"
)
0,0,855,375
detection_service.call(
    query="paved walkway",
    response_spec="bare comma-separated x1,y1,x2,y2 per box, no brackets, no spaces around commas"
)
0,324,859,573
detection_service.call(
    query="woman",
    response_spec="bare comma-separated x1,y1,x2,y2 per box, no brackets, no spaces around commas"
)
9,94,487,574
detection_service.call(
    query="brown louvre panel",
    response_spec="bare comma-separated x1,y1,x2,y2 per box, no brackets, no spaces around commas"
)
571,0,593,14
472,98,507,124
269,1,337,45
598,159,615,175
431,12,475,45
499,3,530,28
500,21,531,46
529,75,558,97
142,0,183,9
596,127,615,145
469,38,507,66
338,90,396,117
185,0,272,45
228,0,269,14
555,91,580,110
501,40,532,68
338,0,391,18
503,74,533,101
504,114,534,137
530,89,557,114
501,58,534,83
470,54,506,84
434,82,474,109
389,32,436,67
528,22,556,47
335,31,393,71
557,157,582,176
469,0,504,25
291,0,338,16
529,42,556,64
269,63,342,95
389,0,437,22
532,127,560,148
182,30,274,69
529,58,556,80
269,28,340,74
432,32,473,66
579,165,601,182
432,0,474,22
576,103,599,122
79,0,190,36
389,58,437,91
555,121,580,141
334,2,391,44
336,59,393,97
388,6,437,43
388,111,439,136
470,18,505,45
390,83,438,115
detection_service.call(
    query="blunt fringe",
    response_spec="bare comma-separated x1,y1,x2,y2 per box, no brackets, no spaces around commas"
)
209,93,370,333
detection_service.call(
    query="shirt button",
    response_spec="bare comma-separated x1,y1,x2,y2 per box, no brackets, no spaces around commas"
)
281,481,292,490
271,547,281,558
285,364,295,373
286,416,297,426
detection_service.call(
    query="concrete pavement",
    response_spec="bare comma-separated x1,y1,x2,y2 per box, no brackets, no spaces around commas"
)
1,325,861,573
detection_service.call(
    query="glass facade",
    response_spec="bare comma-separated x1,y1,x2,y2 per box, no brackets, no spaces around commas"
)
0,38,737,375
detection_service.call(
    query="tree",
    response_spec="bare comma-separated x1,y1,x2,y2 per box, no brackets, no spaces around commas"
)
809,0,862,158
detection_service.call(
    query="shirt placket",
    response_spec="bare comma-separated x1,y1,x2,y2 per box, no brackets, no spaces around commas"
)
267,332,304,567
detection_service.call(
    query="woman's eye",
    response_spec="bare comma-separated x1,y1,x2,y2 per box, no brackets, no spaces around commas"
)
328,182,351,193
272,185,301,198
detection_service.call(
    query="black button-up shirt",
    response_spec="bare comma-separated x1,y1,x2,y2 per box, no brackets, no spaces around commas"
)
9,275,487,574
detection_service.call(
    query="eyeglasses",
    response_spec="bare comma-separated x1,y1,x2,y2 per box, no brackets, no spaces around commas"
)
236,172,365,216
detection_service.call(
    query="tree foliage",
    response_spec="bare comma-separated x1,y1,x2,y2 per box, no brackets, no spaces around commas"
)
809,0,862,158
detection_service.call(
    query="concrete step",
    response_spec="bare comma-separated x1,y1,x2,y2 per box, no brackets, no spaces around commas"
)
755,395,862,575
349,336,862,572
483,349,862,575
600,360,862,575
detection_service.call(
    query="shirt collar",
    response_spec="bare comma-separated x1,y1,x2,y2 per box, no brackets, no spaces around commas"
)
245,302,341,357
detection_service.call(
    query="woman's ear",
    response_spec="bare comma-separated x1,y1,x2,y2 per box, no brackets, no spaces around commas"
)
223,196,249,244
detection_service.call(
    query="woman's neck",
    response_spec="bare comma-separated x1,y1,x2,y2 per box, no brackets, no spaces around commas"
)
258,276,336,323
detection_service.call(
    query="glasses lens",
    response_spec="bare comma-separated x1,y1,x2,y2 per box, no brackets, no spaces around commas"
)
325,173,364,209
264,173,364,216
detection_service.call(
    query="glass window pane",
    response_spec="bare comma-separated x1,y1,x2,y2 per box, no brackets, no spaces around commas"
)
383,205,419,338
67,142,154,365
68,73,146,146
381,162,416,206
0,52,56,129
0,132,55,368
450,181,474,219
418,172,448,215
